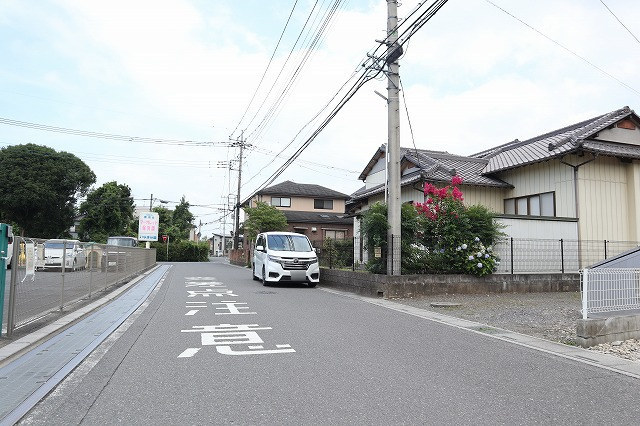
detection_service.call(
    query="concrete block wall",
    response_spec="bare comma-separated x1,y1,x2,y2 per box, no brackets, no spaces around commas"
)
319,268,580,299
576,314,640,347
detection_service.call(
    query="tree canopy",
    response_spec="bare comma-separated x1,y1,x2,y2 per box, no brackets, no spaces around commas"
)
0,144,95,237
153,196,195,242
242,202,288,243
77,181,135,243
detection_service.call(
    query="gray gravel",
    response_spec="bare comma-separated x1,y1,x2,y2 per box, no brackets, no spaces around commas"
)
394,291,640,361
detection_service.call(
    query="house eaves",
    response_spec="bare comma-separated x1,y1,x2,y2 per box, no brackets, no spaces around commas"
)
477,106,638,174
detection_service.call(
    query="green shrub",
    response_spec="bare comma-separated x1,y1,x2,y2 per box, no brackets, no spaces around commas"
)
151,240,209,262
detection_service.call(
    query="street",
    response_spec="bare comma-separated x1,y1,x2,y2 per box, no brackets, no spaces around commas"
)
21,259,640,424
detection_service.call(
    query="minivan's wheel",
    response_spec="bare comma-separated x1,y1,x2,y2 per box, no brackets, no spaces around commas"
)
252,264,259,281
262,266,269,287
308,282,317,288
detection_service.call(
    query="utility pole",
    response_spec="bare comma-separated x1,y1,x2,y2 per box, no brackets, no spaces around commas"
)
386,0,401,276
149,193,153,211
232,131,245,250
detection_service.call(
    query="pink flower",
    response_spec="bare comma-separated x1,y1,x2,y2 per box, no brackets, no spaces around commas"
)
426,198,433,204
452,187,464,201
452,175,463,186
438,187,449,198
423,183,436,196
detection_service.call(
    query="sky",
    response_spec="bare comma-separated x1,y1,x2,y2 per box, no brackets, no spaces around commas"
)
1,0,639,238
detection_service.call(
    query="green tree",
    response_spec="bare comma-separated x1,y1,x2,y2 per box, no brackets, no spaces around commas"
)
0,144,95,237
172,196,195,240
152,197,195,243
242,202,287,243
77,181,134,242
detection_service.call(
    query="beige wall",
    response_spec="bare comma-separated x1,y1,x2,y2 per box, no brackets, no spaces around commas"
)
577,156,634,241
498,159,576,217
250,194,346,213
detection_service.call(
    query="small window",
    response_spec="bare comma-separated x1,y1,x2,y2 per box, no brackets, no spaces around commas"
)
504,192,555,217
325,230,346,240
504,199,515,215
314,199,333,210
271,197,291,207
540,192,555,216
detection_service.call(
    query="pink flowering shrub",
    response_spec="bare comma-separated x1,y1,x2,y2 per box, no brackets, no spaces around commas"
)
412,176,501,276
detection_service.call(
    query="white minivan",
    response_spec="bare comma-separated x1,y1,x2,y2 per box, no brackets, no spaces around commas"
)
252,232,319,287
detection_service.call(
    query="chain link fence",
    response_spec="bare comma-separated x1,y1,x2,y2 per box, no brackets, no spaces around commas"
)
3,237,156,336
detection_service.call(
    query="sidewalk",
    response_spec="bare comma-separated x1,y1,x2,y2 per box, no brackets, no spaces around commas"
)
0,265,170,425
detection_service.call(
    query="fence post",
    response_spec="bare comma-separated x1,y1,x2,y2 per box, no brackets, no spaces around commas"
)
60,239,66,310
582,268,589,319
329,239,333,269
352,237,355,271
604,240,608,259
104,248,109,291
560,239,564,274
89,243,93,299
510,237,514,275
6,236,20,337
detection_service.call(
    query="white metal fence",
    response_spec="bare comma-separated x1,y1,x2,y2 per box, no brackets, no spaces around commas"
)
493,238,639,274
580,268,640,319
3,236,156,336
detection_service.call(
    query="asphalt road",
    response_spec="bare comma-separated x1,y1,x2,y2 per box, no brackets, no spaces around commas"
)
21,259,640,424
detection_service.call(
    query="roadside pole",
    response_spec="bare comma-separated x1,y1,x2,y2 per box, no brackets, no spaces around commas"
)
386,0,401,276
0,224,9,335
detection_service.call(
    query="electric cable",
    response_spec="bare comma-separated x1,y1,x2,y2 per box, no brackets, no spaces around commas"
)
485,0,640,97
230,0,300,138
599,0,640,46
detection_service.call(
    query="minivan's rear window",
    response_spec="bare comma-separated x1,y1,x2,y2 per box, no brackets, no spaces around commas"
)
267,235,312,252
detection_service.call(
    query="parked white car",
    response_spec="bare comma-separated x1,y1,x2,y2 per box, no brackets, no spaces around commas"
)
252,232,319,287
43,239,86,271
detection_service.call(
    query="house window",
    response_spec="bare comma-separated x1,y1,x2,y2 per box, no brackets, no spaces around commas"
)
325,230,346,240
271,197,291,207
314,199,333,210
504,192,555,217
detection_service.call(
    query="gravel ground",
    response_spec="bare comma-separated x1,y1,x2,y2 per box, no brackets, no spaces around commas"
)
395,291,640,362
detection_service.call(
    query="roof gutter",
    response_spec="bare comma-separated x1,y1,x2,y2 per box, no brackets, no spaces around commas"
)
560,153,596,269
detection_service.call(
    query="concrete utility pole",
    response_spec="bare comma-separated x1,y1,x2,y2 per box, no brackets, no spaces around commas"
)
233,131,245,250
386,0,401,276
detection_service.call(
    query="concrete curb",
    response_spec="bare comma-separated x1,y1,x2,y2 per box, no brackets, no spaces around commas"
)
0,265,161,368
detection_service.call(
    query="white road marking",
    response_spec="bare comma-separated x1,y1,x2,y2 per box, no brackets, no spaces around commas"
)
185,310,199,316
178,348,200,358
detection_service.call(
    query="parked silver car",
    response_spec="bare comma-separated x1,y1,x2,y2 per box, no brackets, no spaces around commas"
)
43,239,86,271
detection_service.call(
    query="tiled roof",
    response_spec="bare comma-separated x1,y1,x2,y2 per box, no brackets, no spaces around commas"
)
282,210,352,225
403,148,511,188
474,106,639,173
256,180,349,199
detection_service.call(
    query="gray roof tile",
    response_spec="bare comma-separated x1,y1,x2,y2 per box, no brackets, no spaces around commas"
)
257,180,349,199
476,106,638,173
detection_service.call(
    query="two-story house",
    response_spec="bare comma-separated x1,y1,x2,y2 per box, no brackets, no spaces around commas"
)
246,180,353,243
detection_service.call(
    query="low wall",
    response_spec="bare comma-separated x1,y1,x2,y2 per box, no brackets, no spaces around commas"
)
319,268,580,299
576,314,640,347
229,248,250,267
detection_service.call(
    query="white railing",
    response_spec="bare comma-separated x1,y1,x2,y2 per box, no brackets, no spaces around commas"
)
580,268,640,319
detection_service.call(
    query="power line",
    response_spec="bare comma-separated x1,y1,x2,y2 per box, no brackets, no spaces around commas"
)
484,0,640,97
230,0,300,138
243,0,326,141
598,0,640,46
241,0,450,200
0,117,230,146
